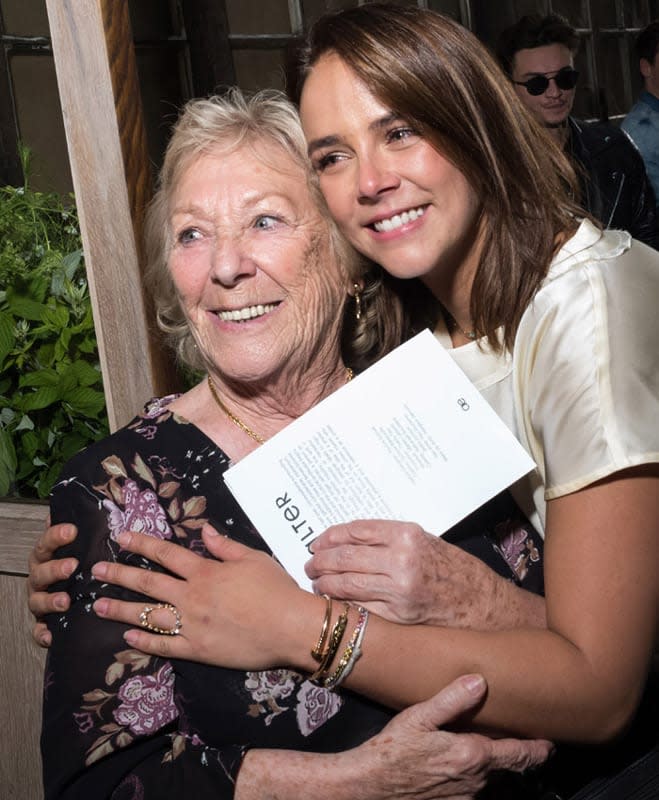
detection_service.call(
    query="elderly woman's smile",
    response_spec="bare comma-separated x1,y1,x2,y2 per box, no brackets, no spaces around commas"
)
168,143,350,386
216,302,280,322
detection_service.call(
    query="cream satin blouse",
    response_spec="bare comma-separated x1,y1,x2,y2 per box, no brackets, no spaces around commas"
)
434,219,659,535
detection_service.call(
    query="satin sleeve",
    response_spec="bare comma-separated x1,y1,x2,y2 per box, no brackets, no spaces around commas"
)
513,234,659,502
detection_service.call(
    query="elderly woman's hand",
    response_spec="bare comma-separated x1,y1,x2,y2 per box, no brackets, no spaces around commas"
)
305,520,546,630
237,673,553,800
91,525,319,670
343,673,553,799
27,520,79,647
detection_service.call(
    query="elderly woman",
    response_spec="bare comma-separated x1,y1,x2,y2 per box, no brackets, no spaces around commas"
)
42,6,659,800
40,90,550,800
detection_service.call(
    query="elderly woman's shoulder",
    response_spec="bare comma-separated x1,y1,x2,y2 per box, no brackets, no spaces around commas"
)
52,394,186,485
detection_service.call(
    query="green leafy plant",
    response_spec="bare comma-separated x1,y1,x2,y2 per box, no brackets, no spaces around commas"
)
0,146,109,498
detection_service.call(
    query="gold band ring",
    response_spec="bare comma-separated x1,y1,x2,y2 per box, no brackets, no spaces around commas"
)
139,603,182,636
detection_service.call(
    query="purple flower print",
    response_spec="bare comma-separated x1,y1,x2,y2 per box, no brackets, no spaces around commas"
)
295,681,342,736
245,670,296,704
73,711,95,734
113,664,176,736
497,524,539,581
142,395,179,419
103,479,172,542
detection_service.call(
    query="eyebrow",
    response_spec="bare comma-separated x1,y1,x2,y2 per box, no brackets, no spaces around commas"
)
306,111,404,156
519,66,573,79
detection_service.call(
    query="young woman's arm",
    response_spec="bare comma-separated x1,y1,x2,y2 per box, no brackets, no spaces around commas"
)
91,465,659,743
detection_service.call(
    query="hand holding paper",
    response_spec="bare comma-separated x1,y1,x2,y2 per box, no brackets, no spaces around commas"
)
224,331,535,590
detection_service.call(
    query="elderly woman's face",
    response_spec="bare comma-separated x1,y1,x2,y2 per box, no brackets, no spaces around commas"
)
168,142,348,384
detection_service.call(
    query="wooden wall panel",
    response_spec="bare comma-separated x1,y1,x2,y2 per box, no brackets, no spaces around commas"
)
44,0,179,432
0,573,47,800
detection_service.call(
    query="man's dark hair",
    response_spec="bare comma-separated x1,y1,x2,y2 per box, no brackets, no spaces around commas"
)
496,14,580,76
634,21,659,66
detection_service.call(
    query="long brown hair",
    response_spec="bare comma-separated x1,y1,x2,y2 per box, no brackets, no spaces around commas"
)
292,4,584,351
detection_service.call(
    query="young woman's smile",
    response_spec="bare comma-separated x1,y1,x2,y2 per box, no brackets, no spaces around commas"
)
300,52,484,300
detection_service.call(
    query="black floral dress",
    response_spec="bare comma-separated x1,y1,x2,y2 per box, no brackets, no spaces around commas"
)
42,396,545,800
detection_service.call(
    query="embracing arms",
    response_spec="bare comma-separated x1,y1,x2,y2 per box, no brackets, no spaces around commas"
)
79,465,659,744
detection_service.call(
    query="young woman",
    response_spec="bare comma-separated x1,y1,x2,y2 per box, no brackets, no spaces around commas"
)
33,6,659,799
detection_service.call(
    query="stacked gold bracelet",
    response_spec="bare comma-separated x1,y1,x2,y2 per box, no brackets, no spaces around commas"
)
308,601,369,690
308,600,350,684
321,606,369,689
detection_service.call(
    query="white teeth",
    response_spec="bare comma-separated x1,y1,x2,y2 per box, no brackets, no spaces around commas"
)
373,206,426,233
217,303,277,322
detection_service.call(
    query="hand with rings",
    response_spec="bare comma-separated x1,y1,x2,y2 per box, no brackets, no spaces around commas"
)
139,603,182,636
91,524,318,670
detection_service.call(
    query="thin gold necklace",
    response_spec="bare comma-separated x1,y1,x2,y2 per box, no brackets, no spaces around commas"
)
443,309,477,341
207,368,354,445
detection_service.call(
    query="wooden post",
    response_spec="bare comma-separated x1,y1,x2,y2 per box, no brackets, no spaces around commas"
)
45,0,179,432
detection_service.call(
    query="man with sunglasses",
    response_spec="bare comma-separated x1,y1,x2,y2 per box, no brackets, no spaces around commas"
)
497,14,658,250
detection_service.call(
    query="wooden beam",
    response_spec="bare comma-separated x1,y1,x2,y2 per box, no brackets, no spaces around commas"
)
45,0,179,431
0,500,47,575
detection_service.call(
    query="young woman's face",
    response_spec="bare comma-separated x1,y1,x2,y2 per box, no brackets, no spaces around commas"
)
299,53,484,297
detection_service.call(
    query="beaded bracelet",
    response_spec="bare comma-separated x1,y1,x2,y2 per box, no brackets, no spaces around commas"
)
308,602,350,684
321,606,369,690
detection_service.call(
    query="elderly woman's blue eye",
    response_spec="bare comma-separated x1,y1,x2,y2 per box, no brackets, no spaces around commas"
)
178,228,201,244
255,215,280,229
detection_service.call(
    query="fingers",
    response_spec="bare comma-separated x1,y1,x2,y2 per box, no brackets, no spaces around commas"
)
309,570,391,605
309,520,392,553
398,674,488,731
306,540,388,580
94,598,186,659
27,554,78,594
201,524,255,561
116,531,203,577
487,736,554,773
28,586,72,620
32,621,53,648
29,523,77,569
91,558,181,600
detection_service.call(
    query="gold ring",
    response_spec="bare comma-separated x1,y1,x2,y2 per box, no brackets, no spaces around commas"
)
139,603,182,636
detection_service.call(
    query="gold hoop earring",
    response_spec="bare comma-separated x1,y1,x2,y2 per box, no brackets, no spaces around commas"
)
353,283,362,321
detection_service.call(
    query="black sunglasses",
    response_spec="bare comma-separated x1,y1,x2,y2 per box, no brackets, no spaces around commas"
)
514,68,579,96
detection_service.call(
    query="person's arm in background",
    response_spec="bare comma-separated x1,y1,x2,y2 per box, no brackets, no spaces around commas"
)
620,128,659,250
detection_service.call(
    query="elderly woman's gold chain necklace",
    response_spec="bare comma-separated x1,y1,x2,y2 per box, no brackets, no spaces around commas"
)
207,369,354,445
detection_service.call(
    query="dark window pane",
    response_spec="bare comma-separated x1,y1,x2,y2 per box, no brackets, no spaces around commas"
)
1,0,49,37
233,48,288,91
128,0,183,39
551,0,590,28
301,0,357,25
10,53,71,194
594,33,627,118
226,0,291,35
427,0,463,21
134,48,189,169
572,39,603,120
589,0,619,29
624,0,652,28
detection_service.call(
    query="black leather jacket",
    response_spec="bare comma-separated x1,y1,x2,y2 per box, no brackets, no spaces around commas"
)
567,117,659,250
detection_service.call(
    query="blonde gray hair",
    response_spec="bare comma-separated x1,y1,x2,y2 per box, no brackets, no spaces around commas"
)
144,88,402,372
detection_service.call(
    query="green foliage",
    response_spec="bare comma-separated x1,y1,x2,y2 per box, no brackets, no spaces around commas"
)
0,157,109,498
